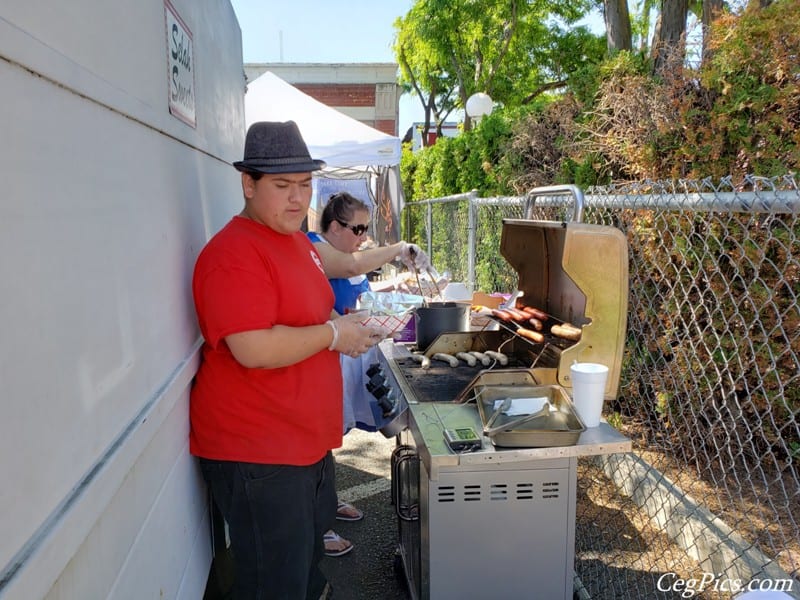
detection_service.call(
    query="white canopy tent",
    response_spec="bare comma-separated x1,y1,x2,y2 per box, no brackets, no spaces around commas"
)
243,71,404,241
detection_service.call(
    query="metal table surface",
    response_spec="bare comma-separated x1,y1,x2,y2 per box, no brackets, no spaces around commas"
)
378,339,632,479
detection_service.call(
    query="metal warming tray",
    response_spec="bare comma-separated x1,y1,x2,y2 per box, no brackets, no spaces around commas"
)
464,371,586,447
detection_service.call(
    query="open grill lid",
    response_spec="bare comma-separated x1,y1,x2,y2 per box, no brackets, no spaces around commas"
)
499,186,629,399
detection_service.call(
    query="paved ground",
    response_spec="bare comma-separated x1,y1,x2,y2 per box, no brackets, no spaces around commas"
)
203,429,411,600
321,429,410,600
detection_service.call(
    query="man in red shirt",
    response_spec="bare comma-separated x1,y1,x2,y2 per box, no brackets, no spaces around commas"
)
190,121,383,599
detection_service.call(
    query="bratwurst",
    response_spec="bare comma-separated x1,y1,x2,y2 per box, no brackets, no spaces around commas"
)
551,323,582,341
432,352,460,367
516,327,545,343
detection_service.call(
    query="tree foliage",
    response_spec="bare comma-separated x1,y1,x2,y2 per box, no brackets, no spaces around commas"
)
400,0,799,197
393,0,602,137
682,0,800,177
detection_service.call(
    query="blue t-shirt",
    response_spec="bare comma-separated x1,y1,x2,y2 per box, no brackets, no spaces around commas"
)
307,231,371,314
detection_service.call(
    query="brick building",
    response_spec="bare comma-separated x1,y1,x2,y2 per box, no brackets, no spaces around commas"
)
243,63,400,137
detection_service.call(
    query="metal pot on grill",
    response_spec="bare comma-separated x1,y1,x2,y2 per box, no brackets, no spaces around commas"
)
414,302,470,351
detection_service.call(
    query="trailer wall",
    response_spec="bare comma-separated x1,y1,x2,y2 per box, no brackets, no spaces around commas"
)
0,2,244,597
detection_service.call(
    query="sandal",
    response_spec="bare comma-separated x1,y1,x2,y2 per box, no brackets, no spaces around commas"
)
336,500,364,522
317,581,334,600
323,530,353,557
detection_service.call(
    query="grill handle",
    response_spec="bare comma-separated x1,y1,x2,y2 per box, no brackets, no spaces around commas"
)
391,445,420,522
524,184,584,223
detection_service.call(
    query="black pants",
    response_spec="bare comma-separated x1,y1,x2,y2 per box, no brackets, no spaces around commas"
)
200,453,337,600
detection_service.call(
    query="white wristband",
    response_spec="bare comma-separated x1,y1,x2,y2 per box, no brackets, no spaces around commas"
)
326,319,339,351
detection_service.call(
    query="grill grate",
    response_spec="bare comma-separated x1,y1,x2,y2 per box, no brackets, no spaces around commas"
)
393,348,555,404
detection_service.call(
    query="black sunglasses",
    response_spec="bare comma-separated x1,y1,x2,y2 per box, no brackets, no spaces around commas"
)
336,219,369,236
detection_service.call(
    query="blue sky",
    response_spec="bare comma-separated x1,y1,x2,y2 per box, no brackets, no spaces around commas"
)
229,0,422,133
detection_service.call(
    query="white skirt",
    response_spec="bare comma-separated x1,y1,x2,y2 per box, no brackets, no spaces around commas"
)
340,346,380,433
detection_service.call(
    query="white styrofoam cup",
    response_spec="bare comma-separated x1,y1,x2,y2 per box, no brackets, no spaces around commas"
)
570,362,609,427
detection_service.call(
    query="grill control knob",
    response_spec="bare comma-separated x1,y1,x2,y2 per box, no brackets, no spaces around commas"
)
370,383,391,399
366,363,382,378
377,394,393,415
376,391,397,417
368,372,385,388
365,378,391,398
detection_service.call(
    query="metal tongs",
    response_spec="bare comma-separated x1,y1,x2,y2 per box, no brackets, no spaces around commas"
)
483,399,553,436
408,246,442,304
483,398,512,431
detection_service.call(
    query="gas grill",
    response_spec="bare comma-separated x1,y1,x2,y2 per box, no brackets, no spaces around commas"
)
391,329,568,405
368,186,633,600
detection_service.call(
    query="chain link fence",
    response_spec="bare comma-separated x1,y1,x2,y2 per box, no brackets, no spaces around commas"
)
403,174,800,599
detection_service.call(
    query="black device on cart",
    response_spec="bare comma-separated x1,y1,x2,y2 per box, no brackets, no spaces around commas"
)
443,427,482,452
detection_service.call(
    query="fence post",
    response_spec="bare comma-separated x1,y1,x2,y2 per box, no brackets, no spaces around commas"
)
467,189,478,292
426,201,433,258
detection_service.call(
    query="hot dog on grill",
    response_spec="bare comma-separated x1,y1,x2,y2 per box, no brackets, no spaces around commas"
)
551,323,582,341
504,307,529,321
491,309,514,322
516,327,545,343
527,317,544,331
517,305,548,321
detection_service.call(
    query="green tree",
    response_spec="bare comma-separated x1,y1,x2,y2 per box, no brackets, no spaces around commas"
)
394,0,600,136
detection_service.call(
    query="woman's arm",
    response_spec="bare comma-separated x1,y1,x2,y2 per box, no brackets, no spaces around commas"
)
313,241,405,278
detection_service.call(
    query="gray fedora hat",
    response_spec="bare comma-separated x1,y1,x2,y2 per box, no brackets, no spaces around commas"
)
233,120,326,174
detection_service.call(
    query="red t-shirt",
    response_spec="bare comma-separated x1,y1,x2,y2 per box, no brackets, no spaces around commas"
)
189,216,342,465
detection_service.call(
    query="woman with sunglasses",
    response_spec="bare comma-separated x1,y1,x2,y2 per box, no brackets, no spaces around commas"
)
310,192,429,314
308,191,431,557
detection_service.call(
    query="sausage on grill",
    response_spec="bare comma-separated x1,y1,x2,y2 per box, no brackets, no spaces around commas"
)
456,352,477,367
484,350,508,366
432,352,460,367
527,317,544,331
504,307,530,321
491,309,514,322
469,351,492,366
518,305,548,321
410,353,431,369
551,323,582,341
516,327,545,343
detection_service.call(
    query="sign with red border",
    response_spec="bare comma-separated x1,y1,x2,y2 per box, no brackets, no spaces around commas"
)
164,0,195,127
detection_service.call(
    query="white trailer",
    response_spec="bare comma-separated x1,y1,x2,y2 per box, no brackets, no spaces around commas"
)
0,2,244,598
